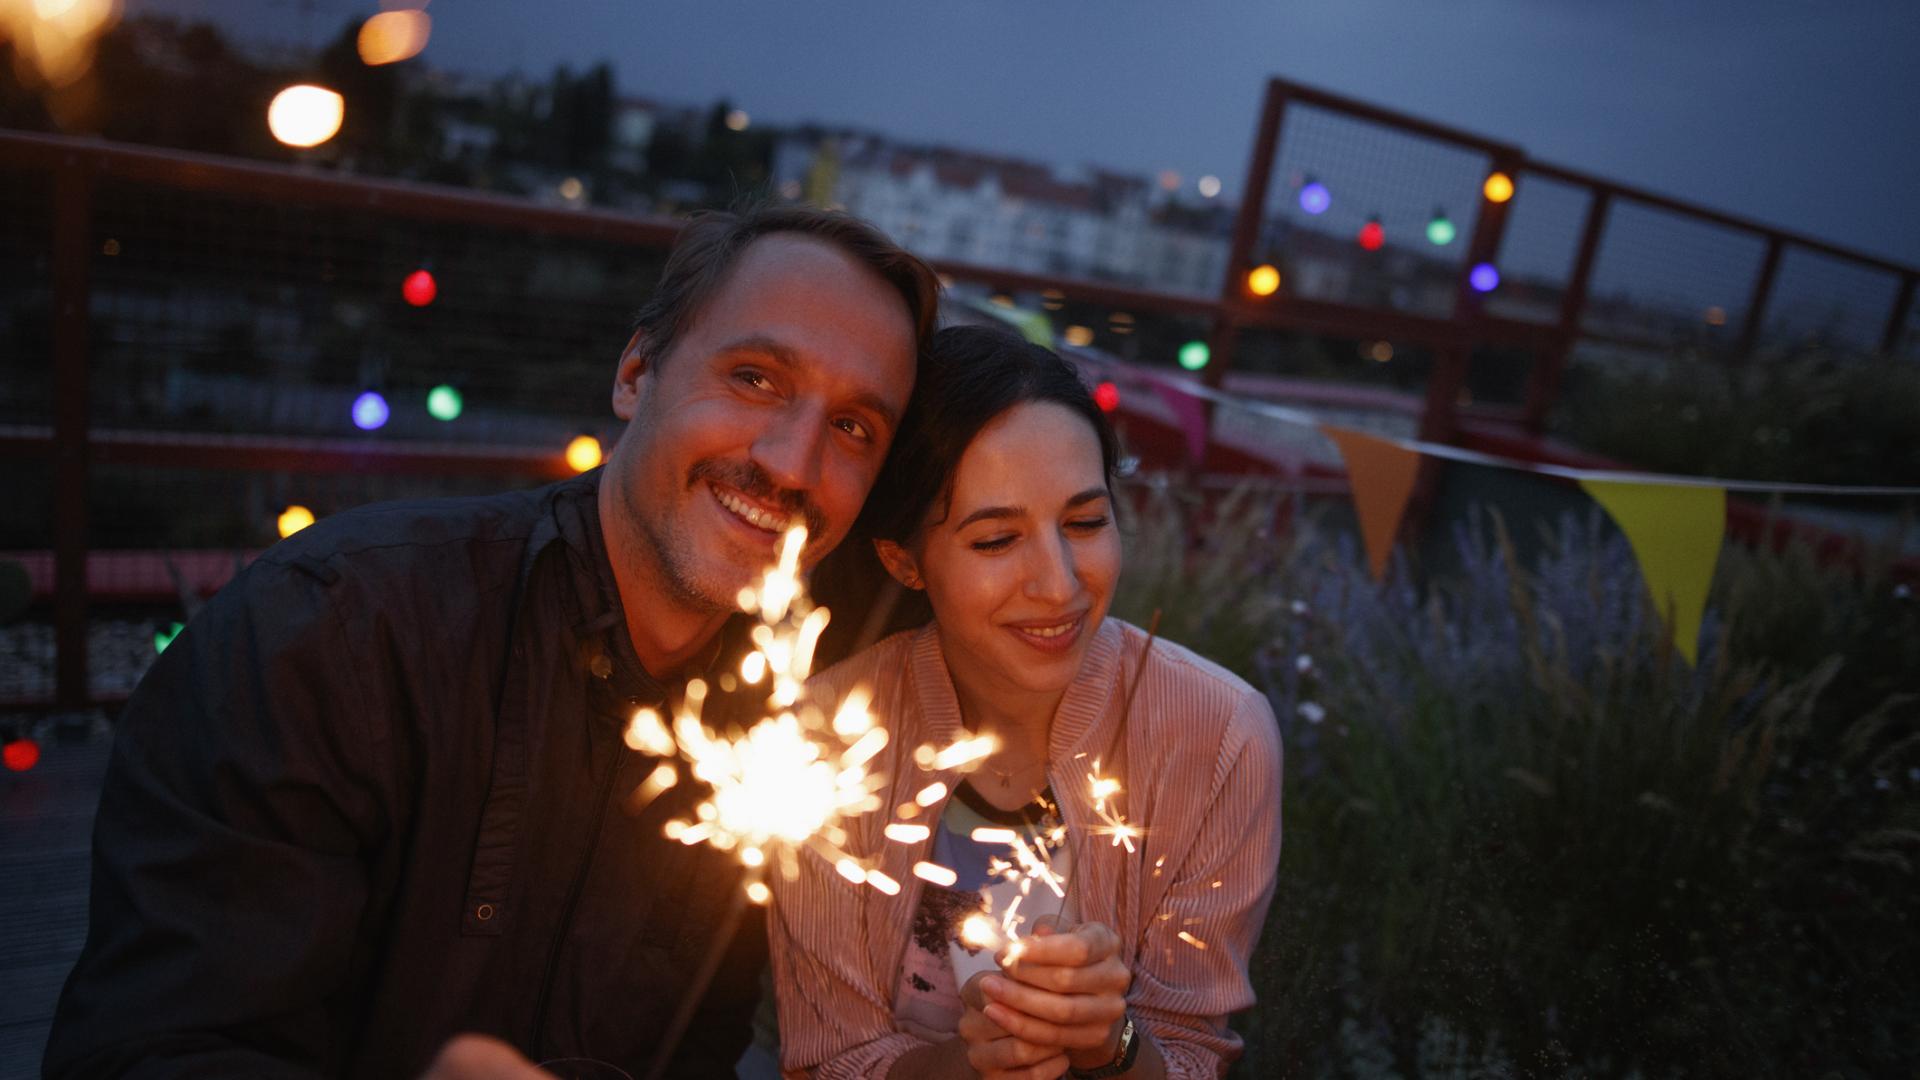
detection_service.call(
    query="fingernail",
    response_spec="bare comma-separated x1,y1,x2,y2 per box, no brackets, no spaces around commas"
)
981,975,1003,996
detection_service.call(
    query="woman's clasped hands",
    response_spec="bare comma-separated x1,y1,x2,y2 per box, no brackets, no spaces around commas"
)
957,919,1133,1080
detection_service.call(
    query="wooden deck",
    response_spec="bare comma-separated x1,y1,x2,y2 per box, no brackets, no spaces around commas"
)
0,735,107,1079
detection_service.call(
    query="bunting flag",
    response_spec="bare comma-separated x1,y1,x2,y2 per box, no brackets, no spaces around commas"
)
1579,479,1726,665
1147,374,1211,467
1322,425,1424,582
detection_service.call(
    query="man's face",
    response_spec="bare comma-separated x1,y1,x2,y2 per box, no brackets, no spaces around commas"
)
607,234,918,614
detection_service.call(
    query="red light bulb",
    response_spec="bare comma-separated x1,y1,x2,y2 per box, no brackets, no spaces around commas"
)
1358,220,1385,252
1094,381,1120,413
3,738,39,772
402,269,437,307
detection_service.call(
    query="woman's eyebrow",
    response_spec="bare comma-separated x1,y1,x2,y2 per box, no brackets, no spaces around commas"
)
955,488,1108,529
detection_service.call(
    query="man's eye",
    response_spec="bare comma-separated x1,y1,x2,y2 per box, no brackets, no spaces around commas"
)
834,417,873,442
1068,516,1111,532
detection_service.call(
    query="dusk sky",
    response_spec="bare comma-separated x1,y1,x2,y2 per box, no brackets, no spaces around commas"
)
131,0,1920,267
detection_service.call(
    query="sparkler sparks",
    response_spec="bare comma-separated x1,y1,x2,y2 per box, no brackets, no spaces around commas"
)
626,524,993,900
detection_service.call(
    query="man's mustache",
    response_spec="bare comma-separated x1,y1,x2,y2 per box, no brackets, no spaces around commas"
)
688,459,827,539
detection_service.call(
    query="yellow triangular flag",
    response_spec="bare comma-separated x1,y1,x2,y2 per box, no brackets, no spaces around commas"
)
1579,480,1726,665
1324,425,1424,582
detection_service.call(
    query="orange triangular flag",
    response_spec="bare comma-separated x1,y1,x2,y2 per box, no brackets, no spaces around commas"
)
1579,479,1726,665
1324,425,1424,581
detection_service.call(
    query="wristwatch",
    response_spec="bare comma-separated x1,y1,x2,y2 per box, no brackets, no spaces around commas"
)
1068,1014,1139,1079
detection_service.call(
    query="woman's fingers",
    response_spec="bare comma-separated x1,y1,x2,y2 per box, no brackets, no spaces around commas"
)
967,1032,1063,1073
980,974,1123,1027
1006,922,1119,968
1001,954,1132,996
981,1001,1116,1051
981,1054,1071,1080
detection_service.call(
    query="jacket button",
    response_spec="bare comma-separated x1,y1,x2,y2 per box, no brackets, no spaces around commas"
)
476,903,495,921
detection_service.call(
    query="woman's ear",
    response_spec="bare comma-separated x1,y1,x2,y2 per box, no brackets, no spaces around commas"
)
872,539,925,591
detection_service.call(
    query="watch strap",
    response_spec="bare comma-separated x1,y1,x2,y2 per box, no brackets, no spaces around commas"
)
1068,1014,1139,1079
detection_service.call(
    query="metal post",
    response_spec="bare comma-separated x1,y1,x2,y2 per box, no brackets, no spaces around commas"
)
51,153,93,709
1881,272,1916,358
1521,187,1612,434
1735,236,1784,361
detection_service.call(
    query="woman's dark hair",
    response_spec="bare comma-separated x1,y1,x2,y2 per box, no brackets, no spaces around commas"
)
859,324,1120,544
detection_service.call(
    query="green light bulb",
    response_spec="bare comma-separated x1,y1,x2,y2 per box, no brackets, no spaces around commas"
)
427,384,463,421
1178,340,1210,371
1426,213,1456,247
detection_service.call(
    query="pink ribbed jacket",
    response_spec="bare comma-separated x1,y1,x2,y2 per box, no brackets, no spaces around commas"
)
769,618,1284,1080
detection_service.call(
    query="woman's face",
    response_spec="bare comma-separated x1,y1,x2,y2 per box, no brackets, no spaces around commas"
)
881,400,1122,706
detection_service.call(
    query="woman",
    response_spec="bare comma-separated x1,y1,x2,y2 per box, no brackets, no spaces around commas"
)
771,326,1283,1080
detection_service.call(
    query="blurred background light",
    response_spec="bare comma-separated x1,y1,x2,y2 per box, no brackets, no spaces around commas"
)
1298,180,1331,215
352,390,390,430
1425,209,1456,246
1247,263,1281,296
1469,262,1501,292
1197,174,1222,199
566,434,603,473
402,268,436,306
1358,218,1385,251
355,8,431,66
725,108,750,131
426,384,463,421
1483,171,1515,204
1093,381,1120,413
267,84,344,148
1178,340,1210,371
3,738,39,773
277,504,316,538
0,0,117,88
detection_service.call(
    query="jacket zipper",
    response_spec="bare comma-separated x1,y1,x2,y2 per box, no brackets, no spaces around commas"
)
529,734,624,1058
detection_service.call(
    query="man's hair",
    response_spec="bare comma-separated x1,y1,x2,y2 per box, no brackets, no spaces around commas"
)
632,204,941,366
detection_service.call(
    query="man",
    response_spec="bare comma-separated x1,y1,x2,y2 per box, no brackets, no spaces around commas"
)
44,206,940,1079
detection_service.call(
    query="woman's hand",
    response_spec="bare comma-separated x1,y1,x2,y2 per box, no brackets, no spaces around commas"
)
981,921,1132,1071
958,970,1072,1080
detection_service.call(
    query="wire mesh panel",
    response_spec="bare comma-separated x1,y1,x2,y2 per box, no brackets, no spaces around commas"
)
1760,246,1902,355
88,181,665,446
0,164,54,427
1260,102,1493,318
1581,197,1767,350
87,462,547,552
1485,171,1593,325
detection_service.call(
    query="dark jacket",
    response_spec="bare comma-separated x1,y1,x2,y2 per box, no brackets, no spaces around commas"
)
45,471,767,1079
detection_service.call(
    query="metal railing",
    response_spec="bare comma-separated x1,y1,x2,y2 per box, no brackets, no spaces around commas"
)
3,75,1914,708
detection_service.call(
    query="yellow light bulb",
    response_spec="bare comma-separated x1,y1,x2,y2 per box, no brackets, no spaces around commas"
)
565,434,603,473
1483,171,1515,204
277,504,316,538
267,85,344,149
1247,264,1282,297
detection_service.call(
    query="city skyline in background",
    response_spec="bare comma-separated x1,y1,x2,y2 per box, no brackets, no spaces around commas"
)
121,0,1920,267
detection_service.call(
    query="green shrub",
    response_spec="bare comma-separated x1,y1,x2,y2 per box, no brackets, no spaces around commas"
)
1111,488,1920,1078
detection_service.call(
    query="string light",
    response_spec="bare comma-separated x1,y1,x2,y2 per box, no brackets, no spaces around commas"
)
1094,381,1120,414
402,269,437,307
1298,180,1331,215
267,85,344,149
1483,172,1515,204
3,738,38,773
1196,175,1222,199
566,434,603,473
351,391,389,431
1358,218,1385,252
427,384,463,421
277,504,316,538
1246,264,1281,297
1469,263,1501,293
1178,340,1210,371
355,9,430,66
1425,209,1456,247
